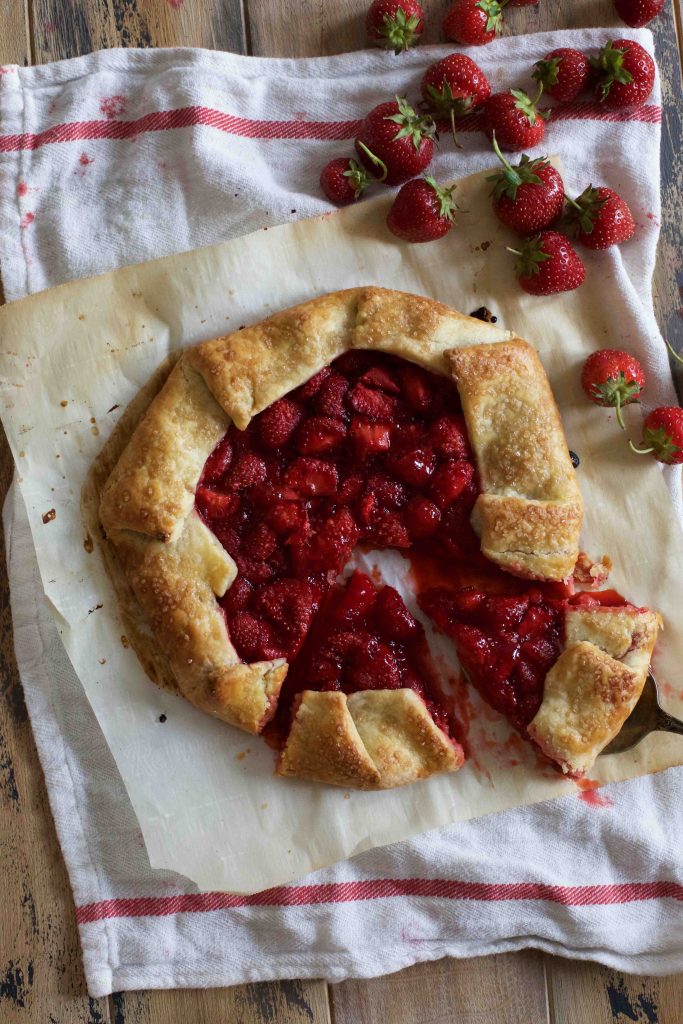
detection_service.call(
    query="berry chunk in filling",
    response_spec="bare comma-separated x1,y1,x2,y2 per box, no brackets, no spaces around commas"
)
196,350,481,737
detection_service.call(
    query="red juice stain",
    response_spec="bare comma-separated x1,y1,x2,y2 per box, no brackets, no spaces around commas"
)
79,152,94,166
17,181,28,196
19,211,35,229
576,778,613,808
100,95,127,119
166,0,184,7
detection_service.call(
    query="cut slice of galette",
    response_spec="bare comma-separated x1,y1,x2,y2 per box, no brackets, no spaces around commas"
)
96,287,660,789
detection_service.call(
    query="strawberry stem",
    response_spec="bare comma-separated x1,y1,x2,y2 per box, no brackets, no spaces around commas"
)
564,193,582,211
666,339,683,366
356,141,388,183
614,393,625,431
629,440,655,455
506,246,523,256
492,131,513,173
450,108,463,149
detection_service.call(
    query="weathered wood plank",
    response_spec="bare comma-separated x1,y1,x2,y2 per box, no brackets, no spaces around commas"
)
547,957,681,1024
110,981,332,1023
30,0,247,63
0,0,30,66
331,952,549,1024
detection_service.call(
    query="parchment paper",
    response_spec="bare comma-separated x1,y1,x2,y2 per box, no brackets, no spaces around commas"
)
1,165,683,894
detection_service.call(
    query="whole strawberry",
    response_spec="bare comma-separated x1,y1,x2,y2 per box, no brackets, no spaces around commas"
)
593,39,655,108
630,407,683,464
483,89,549,151
355,97,436,186
421,54,491,141
487,137,564,234
510,231,586,295
614,0,665,27
320,157,376,205
442,0,505,46
565,185,635,249
366,0,425,53
387,176,458,242
581,348,645,429
533,48,592,103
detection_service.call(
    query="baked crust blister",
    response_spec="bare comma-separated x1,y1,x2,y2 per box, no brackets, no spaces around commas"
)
95,286,657,789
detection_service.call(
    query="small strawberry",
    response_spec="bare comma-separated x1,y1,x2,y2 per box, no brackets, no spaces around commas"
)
483,88,549,151
630,407,683,464
442,0,505,46
355,97,436,186
593,39,655,109
565,185,635,249
533,48,592,103
509,231,586,295
387,176,459,243
614,0,665,27
421,54,491,144
487,135,564,234
581,348,646,429
320,157,377,206
366,0,425,53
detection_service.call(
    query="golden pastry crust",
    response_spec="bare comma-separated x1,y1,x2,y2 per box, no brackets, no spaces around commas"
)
277,689,463,789
450,340,583,581
97,287,585,789
528,607,661,776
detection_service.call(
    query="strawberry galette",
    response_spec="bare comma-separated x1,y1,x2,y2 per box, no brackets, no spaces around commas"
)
97,287,660,789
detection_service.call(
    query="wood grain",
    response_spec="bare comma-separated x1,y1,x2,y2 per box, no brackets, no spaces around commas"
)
331,953,550,1024
0,0,30,65
547,956,681,1024
111,980,332,1023
30,0,247,62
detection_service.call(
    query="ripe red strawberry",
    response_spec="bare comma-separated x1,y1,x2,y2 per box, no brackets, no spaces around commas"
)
257,397,302,448
510,231,586,295
593,39,655,108
483,90,549,151
487,137,564,234
565,185,635,249
630,407,683,464
320,157,375,206
227,452,268,490
349,380,397,418
581,348,645,429
443,0,505,45
430,460,475,508
614,0,665,27
375,586,420,640
284,457,339,496
365,0,425,53
196,486,238,520
350,417,393,455
295,415,347,454
533,48,592,103
202,436,233,484
420,54,491,143
355,98,436,186
387,176,458,243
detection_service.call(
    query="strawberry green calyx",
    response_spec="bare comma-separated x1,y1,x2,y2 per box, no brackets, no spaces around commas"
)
385,95,437,150
475,0,508,33
341,158,373,199
507,236,553,277
565,185,609,235
355,141,389,182
425,82,475,118
487,133,548,201
532,56,562,88
424,176,459,221
592,41,634,101
510,85,549,126
629,425,681,461
589,372,642,429
377,7,423,54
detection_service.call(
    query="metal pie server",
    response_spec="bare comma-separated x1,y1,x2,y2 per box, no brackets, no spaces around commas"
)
601,672,683,756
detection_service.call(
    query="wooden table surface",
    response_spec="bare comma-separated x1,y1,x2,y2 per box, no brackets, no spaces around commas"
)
1,2,683,1022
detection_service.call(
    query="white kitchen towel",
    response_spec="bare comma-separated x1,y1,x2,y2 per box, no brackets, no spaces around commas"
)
2,29,683,998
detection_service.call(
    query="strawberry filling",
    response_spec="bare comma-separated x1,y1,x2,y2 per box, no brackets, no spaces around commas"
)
196,350,479,736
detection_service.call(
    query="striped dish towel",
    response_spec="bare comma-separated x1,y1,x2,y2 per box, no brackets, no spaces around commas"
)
2,28,683,998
